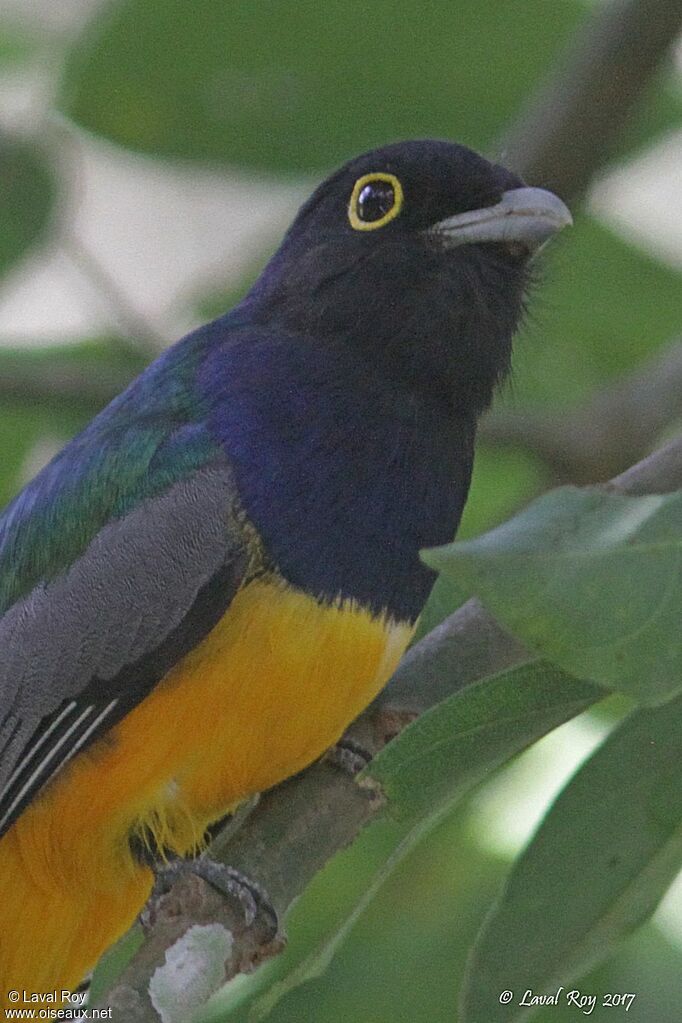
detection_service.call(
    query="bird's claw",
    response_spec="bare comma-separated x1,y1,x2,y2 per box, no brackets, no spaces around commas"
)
324,736,372,777
150,856,279,939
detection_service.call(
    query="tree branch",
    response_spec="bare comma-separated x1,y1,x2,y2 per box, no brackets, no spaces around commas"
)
0,350,141,414
62,231,168,359
499,0,682,199
95,431,682,1020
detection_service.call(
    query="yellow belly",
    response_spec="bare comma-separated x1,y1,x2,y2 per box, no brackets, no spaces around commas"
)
0,577,411,995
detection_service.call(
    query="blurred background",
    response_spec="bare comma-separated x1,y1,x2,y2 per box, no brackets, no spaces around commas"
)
0,0,681,1019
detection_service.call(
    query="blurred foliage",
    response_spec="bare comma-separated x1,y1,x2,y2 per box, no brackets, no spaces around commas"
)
511,218,682,406
0,401,77,506
0,21,36,64
202,801,682,1023
0,0,680,1018
0,137,55,278
465,695,682,1022
59,0,681,176
0,22,55,275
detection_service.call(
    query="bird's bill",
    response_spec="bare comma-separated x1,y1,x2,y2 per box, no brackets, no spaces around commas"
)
431,186,572,254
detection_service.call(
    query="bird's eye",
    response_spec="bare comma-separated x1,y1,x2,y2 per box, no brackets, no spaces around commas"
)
348,172,403,231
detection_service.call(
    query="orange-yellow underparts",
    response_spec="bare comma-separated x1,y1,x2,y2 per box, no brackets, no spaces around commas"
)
0,577,411,1000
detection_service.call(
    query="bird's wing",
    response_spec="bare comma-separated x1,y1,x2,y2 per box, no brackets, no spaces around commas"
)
0,448,252,837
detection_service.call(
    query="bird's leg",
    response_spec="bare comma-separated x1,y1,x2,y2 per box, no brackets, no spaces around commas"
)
148,856,279,938
324,735,373,777
133,793,280,937
136,804,280,942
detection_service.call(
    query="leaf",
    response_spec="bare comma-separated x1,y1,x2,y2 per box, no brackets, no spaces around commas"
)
0,24,36,65
366,661,598,822
59,0,681,176
462,695,682,1023
207,810,507,1022
0,137,55,277
88,925,144,1005
424,485,682,704
199,819,412,1022
242,822,435,1022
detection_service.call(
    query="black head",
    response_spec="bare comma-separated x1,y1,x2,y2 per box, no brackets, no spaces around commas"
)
244,139,570,414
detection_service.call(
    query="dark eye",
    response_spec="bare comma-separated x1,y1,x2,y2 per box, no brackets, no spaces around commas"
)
348,173,404,231
357,181,395,222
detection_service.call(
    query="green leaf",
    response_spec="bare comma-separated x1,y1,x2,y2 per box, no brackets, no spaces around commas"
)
59,0,680,176
0,24,36,65
366,662,598,822
462,695,682,1023
424,485,682,704
88,925,144,1006
0,137,55,277
413,574,469,645
241,823,435,1023
205,808,508,1023
200,819,412,1022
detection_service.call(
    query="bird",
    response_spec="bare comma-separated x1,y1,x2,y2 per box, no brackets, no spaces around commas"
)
0,139,570,1000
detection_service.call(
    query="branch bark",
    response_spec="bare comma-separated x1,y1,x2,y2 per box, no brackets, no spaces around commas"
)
96,431,682,1020
499,0,682,199
0,350,141,414
63,232,168,360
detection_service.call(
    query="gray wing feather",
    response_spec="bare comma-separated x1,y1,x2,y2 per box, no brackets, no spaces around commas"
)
0,465,249,829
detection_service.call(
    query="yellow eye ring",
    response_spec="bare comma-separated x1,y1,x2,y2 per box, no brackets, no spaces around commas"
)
348,172,404,231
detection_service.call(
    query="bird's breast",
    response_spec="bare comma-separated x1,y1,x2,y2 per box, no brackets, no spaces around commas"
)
155,576,413,815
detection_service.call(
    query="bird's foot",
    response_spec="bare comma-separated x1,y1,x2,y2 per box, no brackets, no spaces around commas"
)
324,736,373,777
148,856,280,940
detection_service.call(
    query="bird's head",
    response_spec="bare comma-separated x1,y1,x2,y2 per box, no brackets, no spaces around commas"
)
245,139,571,414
